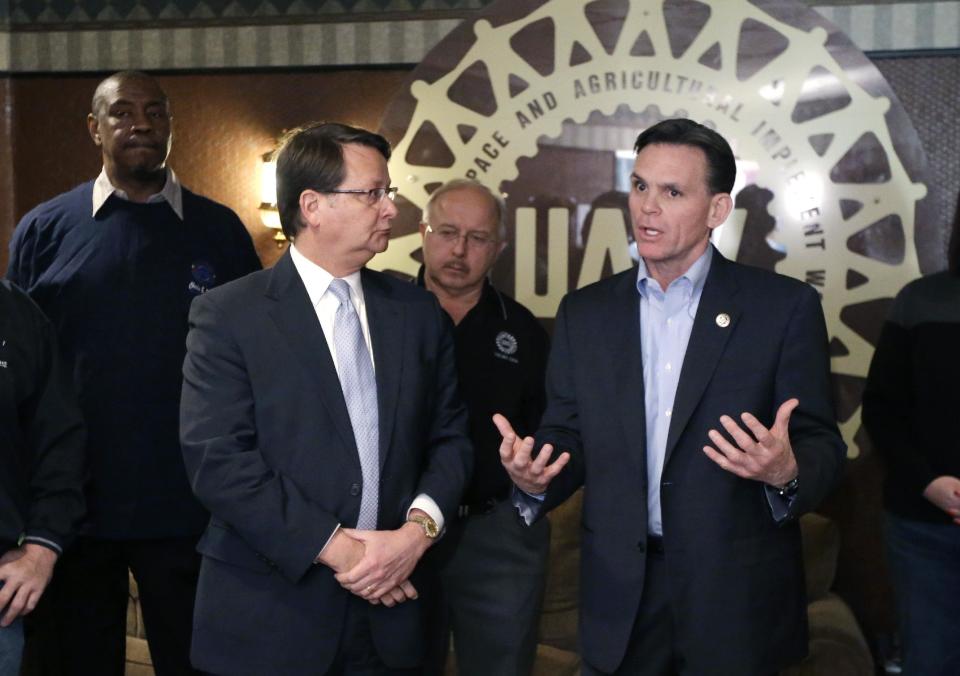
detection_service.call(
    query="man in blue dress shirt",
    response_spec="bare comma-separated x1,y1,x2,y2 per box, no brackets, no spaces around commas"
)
495,119,846,676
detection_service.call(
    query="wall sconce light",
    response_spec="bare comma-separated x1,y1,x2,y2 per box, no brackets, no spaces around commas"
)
259,151,286,247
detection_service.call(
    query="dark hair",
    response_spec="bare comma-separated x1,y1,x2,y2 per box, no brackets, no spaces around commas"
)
91,71,166,117
634,118,736,195
274,122,392,240
949,189,960,275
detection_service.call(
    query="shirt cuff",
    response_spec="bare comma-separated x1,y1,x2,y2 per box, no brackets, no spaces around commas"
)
23,535,63,556
511,486,544,526
408,494,444,532
764,485,796,523
315,524,341,564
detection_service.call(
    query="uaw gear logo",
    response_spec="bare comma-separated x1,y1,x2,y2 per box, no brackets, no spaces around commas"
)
495,330,519,360
189,261,217,296
375,0,933,459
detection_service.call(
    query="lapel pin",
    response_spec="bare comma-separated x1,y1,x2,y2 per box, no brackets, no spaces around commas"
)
715,313,731,328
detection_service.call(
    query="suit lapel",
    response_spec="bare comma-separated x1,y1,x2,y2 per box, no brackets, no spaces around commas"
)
663,250,740,467
609,272,647,479
361,269,403,471
265,251,358,460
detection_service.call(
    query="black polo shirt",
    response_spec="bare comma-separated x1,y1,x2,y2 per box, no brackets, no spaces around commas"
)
418,268,549,505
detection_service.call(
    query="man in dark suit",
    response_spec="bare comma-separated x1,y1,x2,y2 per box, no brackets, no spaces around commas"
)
179,122,472,675
495,118,846,676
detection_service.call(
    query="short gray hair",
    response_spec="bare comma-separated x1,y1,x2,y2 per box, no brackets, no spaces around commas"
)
423,179,507,240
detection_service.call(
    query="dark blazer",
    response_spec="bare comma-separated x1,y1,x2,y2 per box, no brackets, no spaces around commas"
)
535,250,845,675
180,251,472,675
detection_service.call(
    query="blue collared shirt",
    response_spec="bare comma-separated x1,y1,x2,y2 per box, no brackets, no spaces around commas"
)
638,247,713,536
514,245,793,527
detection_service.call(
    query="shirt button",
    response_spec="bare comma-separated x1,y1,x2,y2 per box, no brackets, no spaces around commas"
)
350,483,361,496
665,362,672,372
665,409,672,417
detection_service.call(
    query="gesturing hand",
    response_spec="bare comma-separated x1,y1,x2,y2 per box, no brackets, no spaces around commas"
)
703,398,800,488
493,413,569,496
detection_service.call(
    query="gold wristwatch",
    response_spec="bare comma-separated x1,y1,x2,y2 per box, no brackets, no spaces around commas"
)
408,513,440,539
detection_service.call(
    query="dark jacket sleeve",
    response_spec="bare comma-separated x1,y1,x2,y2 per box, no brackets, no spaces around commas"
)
16,285,86,553
409,300,474,524
775,284,847,519
180,292,340,583
535,296,588,518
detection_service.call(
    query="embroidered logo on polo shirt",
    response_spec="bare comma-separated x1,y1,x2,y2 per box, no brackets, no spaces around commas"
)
188,261,217,296
495,331,519,364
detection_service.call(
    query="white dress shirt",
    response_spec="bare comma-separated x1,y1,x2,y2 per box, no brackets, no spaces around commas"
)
289,244,444,557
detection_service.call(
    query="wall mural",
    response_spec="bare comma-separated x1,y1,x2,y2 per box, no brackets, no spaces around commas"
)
375,0,934,459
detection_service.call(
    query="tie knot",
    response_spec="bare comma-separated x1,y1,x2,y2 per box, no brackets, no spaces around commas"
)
329,278,352,305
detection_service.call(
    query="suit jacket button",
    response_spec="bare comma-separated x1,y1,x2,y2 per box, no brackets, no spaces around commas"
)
350,483,361,496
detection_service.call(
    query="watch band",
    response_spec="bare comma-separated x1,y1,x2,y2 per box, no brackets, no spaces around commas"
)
408,513,440,539
777,476,800,498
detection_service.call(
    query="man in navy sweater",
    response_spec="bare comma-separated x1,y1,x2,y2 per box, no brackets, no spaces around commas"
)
7,71,261,675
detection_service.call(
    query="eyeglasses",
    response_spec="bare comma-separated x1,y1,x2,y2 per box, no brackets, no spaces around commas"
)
323,187,398,207
426,224,498,248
